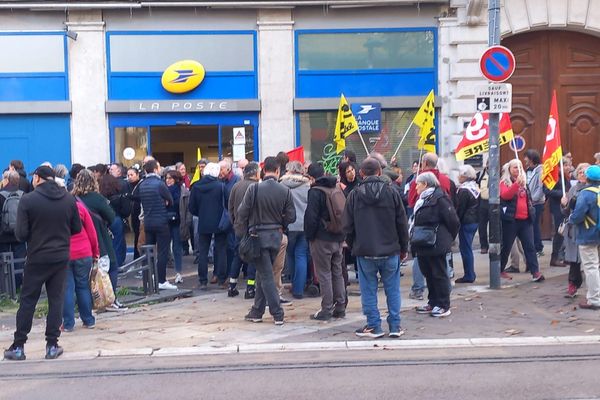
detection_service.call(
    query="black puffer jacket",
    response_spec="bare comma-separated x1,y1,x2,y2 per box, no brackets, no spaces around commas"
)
344,176,409,257
411,187,459,257
304,176,345,242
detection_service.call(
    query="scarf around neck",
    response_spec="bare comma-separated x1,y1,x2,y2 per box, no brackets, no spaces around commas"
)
459,180,480,199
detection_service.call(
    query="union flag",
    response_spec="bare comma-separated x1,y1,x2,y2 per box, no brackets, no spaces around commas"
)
541,91,563,190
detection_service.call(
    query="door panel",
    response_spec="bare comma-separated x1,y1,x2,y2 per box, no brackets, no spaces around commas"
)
503,30,600,239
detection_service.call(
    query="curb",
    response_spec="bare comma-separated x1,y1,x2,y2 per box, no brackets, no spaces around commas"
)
22,335,600,362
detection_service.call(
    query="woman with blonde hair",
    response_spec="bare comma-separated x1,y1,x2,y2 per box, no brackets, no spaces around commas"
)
499,159,544,282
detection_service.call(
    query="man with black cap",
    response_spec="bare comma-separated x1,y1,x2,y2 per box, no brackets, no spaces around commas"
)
4,166,82,361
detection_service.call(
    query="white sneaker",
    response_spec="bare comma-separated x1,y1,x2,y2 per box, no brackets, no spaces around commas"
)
175,273,183,284
159,281,178,290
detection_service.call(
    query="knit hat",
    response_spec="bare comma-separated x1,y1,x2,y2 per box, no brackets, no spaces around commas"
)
585,165,600,181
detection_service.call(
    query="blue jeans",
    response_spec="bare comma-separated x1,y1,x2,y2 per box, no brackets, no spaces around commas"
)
411,257,426,293
286,231,309,297
110,217,126,268
62,257,95,329
459,223,478,281
169,223,183,273
357,255,401,331
533,204,544,253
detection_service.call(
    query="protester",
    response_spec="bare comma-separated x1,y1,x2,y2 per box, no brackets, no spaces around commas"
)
455,165,480,283
344,158,409,337
134,159,177,290
53,164,68,188
127,167,142,259
338,161,359,197
8,160,32,193
568,165,600,310
219,158,241,287
594,152,600,166
4,166,81,361
235,156,296,325
499,159,544,282
67,164,85,192
561,163,590,297
545,158,572,266
62,193,99,332
176,162,191,189
524,149,546,257
100,172,130,269
0,170,27,289
411,172,459,318
305,163,346,321
189,162,228,288
165,170,184,284
280,161,311,300
477,161,490,254
342,150,356,164
227,162,259,298
73,170,126,310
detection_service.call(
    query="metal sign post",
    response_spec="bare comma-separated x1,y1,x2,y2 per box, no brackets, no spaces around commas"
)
487,0,502,290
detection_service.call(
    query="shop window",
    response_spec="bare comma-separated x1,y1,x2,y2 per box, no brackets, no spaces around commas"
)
298,110,421,177
0,35,65,73
114,127,148,167
297,30,434,71
109,34,255,73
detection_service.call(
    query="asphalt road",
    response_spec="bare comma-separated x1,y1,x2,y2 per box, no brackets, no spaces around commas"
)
2,345,600,400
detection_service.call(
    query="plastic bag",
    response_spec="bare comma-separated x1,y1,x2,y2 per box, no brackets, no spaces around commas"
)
90,261,115,310
97,255,110,273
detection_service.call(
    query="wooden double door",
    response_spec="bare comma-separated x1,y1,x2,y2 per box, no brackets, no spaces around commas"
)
503,30,600,238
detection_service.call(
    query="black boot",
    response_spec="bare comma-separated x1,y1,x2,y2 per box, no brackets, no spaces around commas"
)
244,285,255,299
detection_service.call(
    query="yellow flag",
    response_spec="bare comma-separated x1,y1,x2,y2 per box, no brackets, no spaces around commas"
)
190,147,202,185
414,90,436,153
333,94,359,154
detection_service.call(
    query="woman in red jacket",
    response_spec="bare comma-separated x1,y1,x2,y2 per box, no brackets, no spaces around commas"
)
499,159,544,282
62,199,100,331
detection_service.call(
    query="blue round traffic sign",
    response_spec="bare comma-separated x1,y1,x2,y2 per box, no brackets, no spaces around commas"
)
509,135,526,152
479,45,516,82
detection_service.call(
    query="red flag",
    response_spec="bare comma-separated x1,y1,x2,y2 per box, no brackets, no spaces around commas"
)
286,146,305,164
541,91,563,189
454,112,514,161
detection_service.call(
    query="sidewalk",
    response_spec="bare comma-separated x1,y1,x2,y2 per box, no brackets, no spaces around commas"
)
1,242,599,361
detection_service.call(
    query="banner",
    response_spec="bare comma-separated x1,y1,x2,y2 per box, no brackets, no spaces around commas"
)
542,91,563,189
414,90,436,153
190,147,202,185
333,94,359,154
454,112,514,161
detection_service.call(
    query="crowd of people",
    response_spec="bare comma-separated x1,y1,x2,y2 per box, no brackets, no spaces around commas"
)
1,147,600,360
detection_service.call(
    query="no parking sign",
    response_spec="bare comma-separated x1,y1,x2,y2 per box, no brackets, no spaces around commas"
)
479,45,516,83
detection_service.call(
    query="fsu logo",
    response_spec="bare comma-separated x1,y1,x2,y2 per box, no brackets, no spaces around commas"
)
161,60,205,94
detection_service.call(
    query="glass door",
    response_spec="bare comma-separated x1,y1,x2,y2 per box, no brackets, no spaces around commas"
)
114,126,148,167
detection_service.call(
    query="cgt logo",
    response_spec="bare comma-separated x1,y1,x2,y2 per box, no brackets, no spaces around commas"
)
161,60,205,94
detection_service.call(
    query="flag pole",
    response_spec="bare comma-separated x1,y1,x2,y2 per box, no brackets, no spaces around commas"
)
559,155,566,197
391,119,415,160
356,127,370,157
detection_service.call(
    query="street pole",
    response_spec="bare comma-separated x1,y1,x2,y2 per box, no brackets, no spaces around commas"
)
488,0,501,289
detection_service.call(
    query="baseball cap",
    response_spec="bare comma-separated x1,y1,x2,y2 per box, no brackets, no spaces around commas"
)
32,165,56,180
585,165,600,181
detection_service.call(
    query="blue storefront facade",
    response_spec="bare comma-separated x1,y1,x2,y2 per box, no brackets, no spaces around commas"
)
0,32,72,172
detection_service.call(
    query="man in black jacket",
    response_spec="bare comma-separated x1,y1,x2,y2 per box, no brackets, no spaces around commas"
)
344,158,409,338
4,166,81,361
304,163,347,321
235,157,296,325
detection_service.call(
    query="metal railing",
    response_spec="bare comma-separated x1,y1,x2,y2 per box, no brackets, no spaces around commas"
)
0,244,159,300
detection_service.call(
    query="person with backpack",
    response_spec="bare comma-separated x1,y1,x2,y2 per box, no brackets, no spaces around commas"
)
568,165,600,310
0,170,26,290
304,163,347,321
344,158,409,337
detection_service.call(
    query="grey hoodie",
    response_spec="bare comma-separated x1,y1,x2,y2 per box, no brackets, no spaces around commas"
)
280,174,311,232
527,164,546,205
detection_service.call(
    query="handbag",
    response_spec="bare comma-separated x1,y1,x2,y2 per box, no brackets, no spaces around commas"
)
218,184,232,232
239,184,262,263
410,225,438,247
557,218,568,236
